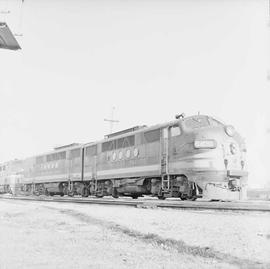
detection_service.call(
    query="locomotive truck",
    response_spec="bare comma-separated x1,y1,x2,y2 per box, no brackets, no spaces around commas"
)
0,114,248,200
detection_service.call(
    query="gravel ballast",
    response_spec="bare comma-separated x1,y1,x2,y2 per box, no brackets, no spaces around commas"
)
1,199,269,268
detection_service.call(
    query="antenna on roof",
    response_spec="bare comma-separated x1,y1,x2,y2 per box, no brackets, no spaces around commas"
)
175,113,185,119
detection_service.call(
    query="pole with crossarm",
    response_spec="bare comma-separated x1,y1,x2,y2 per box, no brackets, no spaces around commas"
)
104,107,119,134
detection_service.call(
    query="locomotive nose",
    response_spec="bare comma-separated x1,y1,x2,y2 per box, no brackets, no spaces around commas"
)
191,124,246,171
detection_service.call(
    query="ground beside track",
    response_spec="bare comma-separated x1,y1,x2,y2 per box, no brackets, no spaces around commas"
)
0,200,270,269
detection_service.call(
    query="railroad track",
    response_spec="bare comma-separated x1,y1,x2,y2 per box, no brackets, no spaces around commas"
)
1,195,270,212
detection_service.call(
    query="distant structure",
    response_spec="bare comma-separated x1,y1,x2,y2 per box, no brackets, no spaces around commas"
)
0,22,21,50
0,0,23,50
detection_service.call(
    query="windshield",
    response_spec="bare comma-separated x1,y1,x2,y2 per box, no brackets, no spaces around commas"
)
184,116,223,129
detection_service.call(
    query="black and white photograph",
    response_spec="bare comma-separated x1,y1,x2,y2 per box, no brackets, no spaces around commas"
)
0,0,270,268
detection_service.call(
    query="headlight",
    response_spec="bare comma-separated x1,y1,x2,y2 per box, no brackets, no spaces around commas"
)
194,139,217,149
230,143,237,154
225,125,235,137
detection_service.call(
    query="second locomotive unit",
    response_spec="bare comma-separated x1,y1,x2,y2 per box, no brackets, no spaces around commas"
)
0,114,248,200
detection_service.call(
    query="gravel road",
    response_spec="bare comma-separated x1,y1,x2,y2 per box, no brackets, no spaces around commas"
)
0,199,269,269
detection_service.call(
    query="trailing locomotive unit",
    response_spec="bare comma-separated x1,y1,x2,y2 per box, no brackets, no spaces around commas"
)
0,114,248,200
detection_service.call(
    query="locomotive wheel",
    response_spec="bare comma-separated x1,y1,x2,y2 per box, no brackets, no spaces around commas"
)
157,189,166,200
112,193,119,198
180,194,197,201
131,195,139,199
81,187,89,197
112,188,119,198
68,191,74,197
179,194,187,200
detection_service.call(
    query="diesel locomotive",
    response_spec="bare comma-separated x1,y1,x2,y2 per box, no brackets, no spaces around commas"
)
0,114,248,200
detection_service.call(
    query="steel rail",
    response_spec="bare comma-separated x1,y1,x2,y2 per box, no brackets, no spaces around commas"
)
0,195,270,213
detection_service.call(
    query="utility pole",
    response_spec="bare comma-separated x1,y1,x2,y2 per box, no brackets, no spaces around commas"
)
104,107,119,134
0,0,10,15
268,0,270,80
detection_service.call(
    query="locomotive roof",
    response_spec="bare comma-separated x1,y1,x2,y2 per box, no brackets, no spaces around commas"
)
21,143,83,161
104,125,147,139
53,143,81,150
84,118,181,147
86,114,225,146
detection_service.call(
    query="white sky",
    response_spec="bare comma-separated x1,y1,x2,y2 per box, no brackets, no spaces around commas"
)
0,0,269,187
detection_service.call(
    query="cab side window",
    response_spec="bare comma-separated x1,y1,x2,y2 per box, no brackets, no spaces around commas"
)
171,125,181,137
144,129,160,143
